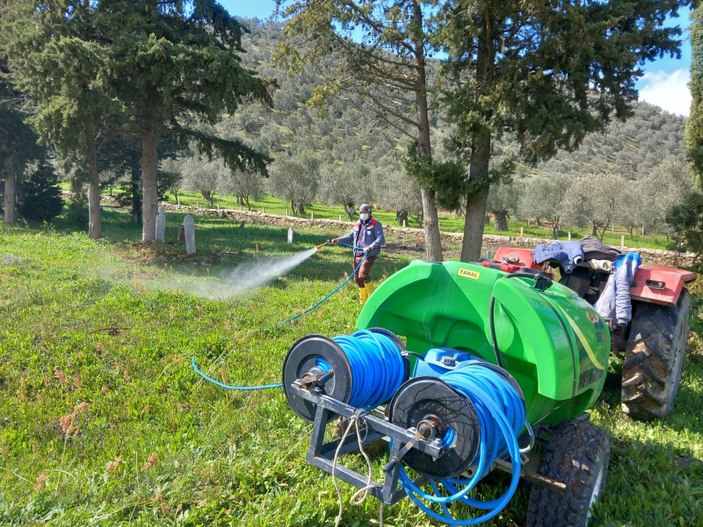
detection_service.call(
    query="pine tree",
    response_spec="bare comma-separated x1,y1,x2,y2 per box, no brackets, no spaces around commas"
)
687,3,703,188
442,0,690,261
17,162,63,223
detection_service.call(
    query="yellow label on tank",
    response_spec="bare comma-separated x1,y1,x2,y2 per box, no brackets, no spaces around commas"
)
458,269,481,280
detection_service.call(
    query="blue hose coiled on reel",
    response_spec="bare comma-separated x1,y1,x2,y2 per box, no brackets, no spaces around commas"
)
318,329,406,409
398,361,526,526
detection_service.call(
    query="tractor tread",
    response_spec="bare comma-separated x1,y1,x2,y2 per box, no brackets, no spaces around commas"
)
526,418,610,527
621,289,690,421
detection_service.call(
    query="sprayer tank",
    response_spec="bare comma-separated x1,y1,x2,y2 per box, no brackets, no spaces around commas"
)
355,261,610,426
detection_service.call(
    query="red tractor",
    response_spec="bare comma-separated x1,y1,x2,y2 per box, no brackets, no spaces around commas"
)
488,246,696,420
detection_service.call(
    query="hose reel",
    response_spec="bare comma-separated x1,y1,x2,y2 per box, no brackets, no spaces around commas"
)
282,328,408,422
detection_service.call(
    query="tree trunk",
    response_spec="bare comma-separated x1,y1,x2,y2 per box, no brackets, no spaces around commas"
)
494,211,508,231
461,127,491,262
461,185,490,262
460,3,494,262
396,209,409,225
131,166,142,226
3,142,17,224
412,0,442,262
86,129,102,239
141,118,159,242
591,222,598,236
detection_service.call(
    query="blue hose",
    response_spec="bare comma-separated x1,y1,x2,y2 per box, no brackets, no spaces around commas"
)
323,329,406,409
398,362,526,525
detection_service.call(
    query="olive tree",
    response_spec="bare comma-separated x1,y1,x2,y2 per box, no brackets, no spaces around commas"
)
519,172,571,239
562,173,628,241
317,162,372,220
267,153,320,216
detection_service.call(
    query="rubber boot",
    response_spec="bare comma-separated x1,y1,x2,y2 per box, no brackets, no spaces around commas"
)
358,286,369,305
365,281,375,300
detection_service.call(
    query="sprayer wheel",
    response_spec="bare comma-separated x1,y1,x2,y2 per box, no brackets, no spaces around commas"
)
526,418,610,527
621,289,690,421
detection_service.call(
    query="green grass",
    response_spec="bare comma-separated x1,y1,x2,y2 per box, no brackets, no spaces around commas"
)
1,209,701,526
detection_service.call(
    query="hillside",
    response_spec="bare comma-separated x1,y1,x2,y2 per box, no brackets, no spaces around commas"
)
232,19,687,182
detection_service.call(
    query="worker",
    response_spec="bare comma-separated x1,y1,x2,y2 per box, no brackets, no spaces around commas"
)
331,204,385,305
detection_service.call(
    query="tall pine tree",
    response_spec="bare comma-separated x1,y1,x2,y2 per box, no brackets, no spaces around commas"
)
442,0,690,261
687,2,703,188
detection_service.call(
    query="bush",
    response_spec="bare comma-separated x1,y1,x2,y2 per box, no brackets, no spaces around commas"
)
17,162,63,222
666,191,703,269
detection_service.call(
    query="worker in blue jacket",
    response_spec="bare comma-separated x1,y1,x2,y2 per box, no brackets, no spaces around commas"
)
331,204,385,305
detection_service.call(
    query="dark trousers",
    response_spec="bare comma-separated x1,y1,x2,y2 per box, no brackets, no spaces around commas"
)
353,255,377,287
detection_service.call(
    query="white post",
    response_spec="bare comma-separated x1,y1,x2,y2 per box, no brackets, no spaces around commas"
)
403,219,407,228
520,227,524,238
311,211,314,220
184,215,196,255
620,235,625,250
155,205,166,241
339,214,342,221
287,227,294,244
568,231,572,240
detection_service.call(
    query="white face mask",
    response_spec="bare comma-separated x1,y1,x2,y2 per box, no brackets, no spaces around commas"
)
360,213,370,221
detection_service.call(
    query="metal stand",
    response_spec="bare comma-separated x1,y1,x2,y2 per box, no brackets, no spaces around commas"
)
289,382,443,505
289,382,568,506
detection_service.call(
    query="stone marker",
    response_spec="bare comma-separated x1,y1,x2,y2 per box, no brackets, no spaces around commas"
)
155,206,166,241
184,215,196,255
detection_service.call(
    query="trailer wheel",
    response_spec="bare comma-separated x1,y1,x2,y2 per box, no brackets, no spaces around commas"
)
621,289,690,420
526,419,610,527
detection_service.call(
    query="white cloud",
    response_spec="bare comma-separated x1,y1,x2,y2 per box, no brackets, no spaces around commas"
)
638,69,691,117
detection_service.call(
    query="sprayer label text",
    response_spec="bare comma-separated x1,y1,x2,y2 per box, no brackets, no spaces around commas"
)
458,269,481,280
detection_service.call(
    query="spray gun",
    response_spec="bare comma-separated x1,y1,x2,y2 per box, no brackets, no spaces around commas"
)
315,240,333,251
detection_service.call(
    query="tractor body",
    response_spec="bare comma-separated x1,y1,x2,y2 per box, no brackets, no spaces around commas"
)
491,246,696,419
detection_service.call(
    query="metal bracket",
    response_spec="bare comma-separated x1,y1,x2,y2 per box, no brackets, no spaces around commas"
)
290,383,443,505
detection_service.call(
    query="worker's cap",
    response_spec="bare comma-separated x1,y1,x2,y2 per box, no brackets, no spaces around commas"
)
359,204,372,213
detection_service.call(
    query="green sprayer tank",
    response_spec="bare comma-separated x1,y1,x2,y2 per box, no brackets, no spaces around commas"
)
356,260,611,426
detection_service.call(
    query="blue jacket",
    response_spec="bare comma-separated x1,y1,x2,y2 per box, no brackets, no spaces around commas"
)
533,241,585,274
338,218,385,257
594,252,642,326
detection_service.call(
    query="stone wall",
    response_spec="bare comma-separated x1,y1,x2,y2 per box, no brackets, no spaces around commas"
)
161,203,697,268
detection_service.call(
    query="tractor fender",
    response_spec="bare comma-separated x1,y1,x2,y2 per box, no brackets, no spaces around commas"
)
630,264,696,307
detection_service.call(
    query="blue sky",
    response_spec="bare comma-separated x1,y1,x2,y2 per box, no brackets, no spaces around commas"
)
221,1,692,116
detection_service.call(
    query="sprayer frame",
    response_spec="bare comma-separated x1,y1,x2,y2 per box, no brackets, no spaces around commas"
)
290,382,567,506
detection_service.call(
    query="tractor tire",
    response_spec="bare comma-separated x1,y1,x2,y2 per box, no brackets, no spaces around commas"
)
621,289,690,420
526,419,610,527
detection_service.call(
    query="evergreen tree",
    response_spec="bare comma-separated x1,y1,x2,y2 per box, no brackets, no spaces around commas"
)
17,162,63,222
687,3,703,188
441,0,690,261
97,1,272,242
277,0,446,261
0,56,39,224
1,1,115,238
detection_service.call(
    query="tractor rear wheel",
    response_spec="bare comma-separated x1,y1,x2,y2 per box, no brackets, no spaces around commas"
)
526,418,610,527
621,289,690,420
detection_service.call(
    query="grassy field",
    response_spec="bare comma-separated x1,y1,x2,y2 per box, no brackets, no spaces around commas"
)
1,209,701,526
159,189,673,250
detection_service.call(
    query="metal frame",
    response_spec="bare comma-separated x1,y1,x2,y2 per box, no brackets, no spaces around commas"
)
290,382,442,505
289,382,568,506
